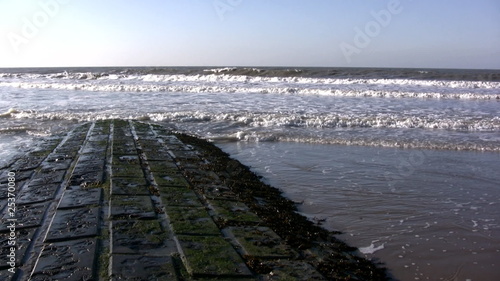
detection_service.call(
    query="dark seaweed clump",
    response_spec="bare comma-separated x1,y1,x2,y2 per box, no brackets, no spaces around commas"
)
175,133,388,280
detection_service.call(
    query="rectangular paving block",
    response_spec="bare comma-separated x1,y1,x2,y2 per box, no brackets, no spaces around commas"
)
29,170,66,186
71,169,105,187
17,183,60,205
112,141,136,155
182,168,220,185
112,155,140,166
110,195,155,219
0,227,36,269
40,159,73,172
112,165,144,178
111,177,150,195
154,171,189,187
81,141,108,154
166,207,220,236
74,158,106,170
176,235,252,277
0,169,33,183
0,202,49,232
143,150,173,161
87,134,109,142
208,200,262,225
147,160,178,172
45,207,100,242
58,187,102,209
10,156,45,171
226,226,297,259
198,184,239,201
0,179,27,200
30,239,97,281
159,186,203,207
78,153,107,163
111,220,169,255
110,255,177,280
261,260,326,280
136,139,161,147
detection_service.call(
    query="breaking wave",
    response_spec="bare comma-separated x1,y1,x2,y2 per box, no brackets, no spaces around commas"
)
6,109,499,131
0,79,498,100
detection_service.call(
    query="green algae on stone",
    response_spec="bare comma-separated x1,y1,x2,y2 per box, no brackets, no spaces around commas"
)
147,160,178,172
159,186,203,207
227,226,297,259
112,155,140,166
154,172,190,187
176,235,252,277
110,195,155,219
110,255,177,280
209,200,262,225
111,220,168,255
111,177,150,195
111,164,144,178
166,207,220,235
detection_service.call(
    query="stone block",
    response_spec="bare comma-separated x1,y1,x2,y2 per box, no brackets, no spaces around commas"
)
226,226,297,259
112,165,144,178
0,227,36,268
31,239,97,281
159,186,203,207
177,235,251,277
166,207,219,235
45,207,100,242
29,170,66,186
58,187,102,209
111,177,149,195
111,220,169,255
17,183,60,205
110,195,155,219
154,172,189,187
0,202,49,232
110,255,177,280
209,200,262,225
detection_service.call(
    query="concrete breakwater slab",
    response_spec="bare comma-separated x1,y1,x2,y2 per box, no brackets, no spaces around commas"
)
0,120,388,280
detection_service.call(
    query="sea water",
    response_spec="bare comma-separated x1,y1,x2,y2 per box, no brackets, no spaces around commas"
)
1,67,499,280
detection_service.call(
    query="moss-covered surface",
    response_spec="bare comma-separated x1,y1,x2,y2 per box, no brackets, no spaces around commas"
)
111,220,168,254
177,235,251,277
228,226,297,259
154,171,190,187
158,186,203,207
166,207,220,235
208,200,262,225
174,132,389,281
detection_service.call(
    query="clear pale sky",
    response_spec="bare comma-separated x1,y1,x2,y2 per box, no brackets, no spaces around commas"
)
1,0,499,69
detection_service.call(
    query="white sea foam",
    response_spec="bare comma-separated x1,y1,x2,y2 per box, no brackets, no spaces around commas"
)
1,72,499,100
0,81,498,100
7,109,498,131
359,242,385,254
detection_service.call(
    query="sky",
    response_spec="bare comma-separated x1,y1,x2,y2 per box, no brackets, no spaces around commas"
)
0,0,499,69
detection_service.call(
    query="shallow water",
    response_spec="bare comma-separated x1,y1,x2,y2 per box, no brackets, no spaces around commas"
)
216,141,500,281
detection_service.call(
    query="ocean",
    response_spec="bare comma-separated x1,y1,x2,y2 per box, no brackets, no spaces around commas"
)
1,66,499,280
